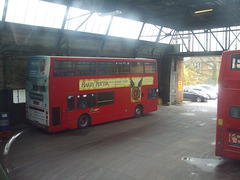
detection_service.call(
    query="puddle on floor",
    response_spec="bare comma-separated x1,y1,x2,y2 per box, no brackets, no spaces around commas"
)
182,156,222,172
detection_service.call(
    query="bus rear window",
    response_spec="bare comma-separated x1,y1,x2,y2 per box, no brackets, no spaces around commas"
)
230,106,240,119
231,54,240,70
53,61,75,77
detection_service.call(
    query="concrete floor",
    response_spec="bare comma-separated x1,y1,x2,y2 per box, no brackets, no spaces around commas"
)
1,100,240,180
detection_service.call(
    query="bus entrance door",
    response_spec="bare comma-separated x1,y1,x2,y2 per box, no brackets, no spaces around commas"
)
62,95,76,124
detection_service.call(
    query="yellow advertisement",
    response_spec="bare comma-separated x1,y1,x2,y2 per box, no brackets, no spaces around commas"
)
79,76,154,103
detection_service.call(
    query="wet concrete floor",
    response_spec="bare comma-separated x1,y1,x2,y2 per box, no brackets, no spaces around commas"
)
1,100,240,180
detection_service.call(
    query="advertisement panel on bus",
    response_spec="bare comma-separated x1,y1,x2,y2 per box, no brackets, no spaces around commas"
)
26,56,50,127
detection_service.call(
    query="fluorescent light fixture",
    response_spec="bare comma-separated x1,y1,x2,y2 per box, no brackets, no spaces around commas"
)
195,9,213,14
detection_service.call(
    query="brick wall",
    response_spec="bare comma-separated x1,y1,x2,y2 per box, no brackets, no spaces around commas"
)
176,58,184,103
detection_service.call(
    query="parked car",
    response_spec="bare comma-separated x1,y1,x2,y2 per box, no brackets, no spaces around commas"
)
195,85,218,99
183,88,209,102
196,84,218,95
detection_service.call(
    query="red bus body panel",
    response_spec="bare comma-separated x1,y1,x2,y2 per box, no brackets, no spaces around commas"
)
216,50,240,160
46,57,158,132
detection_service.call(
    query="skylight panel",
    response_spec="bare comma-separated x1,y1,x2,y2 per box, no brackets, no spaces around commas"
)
81,13,111,35
139,23,160,42
65,7,91,31
0,0,6,21
159,27,174,44
65,7,111,35
6,0,66,29
108,17,143,39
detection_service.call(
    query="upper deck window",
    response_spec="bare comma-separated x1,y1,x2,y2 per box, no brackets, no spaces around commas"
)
131,62,144,74
145,62,156,73
53,61,75,77
115,62,130,74
231,54,240,70
97,61,114,75
77,61,96,76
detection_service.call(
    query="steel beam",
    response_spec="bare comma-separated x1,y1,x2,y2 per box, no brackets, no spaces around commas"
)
191,30,206,51
176,31,189,52
75,13,93,31
57,4,70,55
209,30,225,50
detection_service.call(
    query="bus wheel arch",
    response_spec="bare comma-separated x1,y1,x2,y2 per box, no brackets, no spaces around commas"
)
134,104,143,118
78,113,91,129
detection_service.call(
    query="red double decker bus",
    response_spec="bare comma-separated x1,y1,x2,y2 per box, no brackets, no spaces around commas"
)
26,56,158,132
216,50,240,160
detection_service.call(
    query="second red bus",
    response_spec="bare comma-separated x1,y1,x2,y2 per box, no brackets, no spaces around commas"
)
216,50,240,160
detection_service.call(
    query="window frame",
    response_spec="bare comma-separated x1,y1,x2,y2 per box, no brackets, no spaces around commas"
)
131,62,144,74
231,54,240,70
115,61,130,75
67,95,75,111
53,60,76,77
148,88,158,100
77,61,96,76
97,61,114,75
144,62,156,74
77,93,96,109
97,91,115,106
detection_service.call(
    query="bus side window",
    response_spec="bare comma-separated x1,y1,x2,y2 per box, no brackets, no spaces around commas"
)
77,61,96,76
131,62,144,74
148,88,157,100
67,95,75,111
53,61,75,76
97,92,114,106
77,94,96,109
97,61,114,75
145,62,156,73
115,62,130,74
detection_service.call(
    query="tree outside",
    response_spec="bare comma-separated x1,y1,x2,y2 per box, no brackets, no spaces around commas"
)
184,56,221,86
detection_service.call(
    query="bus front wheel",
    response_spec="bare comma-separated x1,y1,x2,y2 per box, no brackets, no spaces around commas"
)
135,105,143,118
78,114,91,129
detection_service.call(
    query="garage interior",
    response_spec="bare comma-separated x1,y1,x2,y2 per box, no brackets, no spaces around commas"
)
0,0,240,179
1,0,239,128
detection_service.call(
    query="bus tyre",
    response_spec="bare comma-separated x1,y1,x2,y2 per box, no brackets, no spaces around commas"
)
135,105,143,118
78,114,90,129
